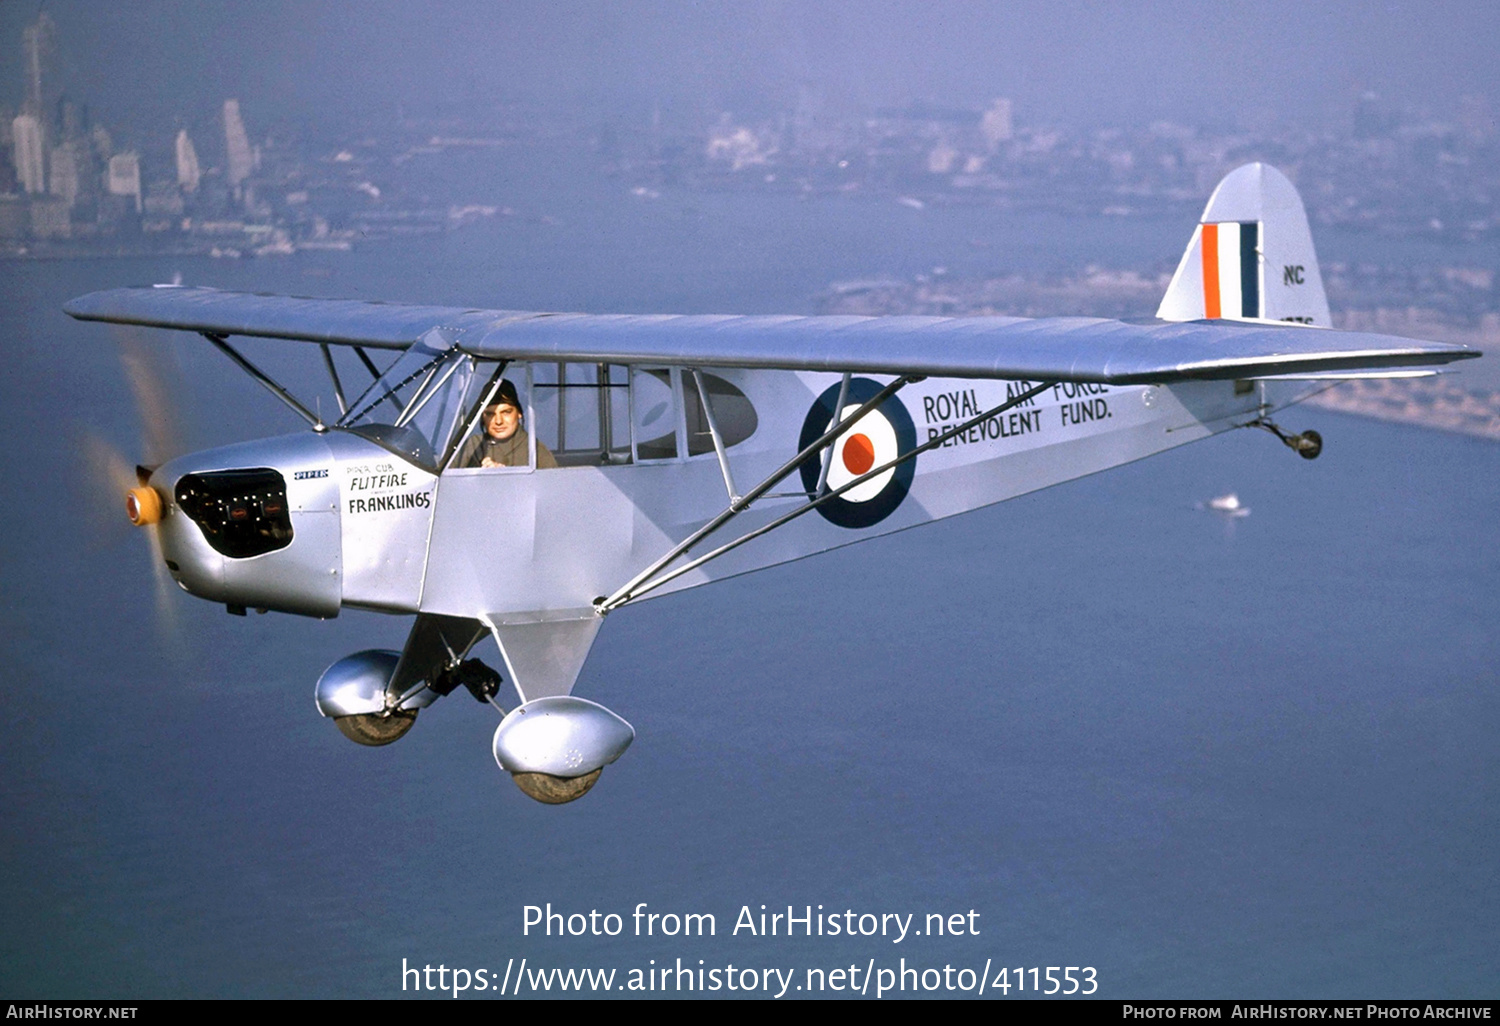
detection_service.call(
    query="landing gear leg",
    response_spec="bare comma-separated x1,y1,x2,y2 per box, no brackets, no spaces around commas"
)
1248,418,1322,460
430,658,504,705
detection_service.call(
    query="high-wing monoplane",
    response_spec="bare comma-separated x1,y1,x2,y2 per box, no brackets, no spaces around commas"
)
66,164,1479,803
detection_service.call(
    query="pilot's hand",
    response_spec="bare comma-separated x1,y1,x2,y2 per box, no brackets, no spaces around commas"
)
480,456,499,468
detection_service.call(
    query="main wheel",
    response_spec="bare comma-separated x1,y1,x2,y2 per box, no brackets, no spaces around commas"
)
334,709,417,746
510,769,603,804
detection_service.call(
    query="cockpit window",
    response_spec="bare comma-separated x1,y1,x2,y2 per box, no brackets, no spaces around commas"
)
338,341,476,471
444,367,558,471
530,363,632,467
436,362,759,471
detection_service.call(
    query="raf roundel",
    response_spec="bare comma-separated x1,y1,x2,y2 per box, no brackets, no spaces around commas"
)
798,377,918,529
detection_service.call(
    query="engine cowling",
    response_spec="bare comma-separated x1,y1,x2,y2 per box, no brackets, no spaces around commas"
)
150,434,342,618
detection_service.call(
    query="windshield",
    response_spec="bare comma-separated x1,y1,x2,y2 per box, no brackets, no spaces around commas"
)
338,341,476,471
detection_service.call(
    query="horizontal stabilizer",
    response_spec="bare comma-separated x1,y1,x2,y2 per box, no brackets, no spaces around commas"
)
65,286,1477,386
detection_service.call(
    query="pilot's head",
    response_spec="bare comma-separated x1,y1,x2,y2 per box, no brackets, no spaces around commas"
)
483,380,522,442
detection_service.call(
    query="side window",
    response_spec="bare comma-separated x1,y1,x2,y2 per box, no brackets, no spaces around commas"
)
450,364,756,470
632,368,679,461
531,363,631,467
685,372,758,456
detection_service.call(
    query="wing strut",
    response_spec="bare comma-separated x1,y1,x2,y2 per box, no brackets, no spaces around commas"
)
201,331,324,429
596,375,916,612
813,372,852,498
691,368,740,503
320,343,348,417
597,380,1057,609
353,346,384,382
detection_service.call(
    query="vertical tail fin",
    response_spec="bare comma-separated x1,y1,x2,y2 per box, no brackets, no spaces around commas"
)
1157,163,1331,326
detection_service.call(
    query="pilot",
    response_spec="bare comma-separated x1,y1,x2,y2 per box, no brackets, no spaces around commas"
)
458,380,557,469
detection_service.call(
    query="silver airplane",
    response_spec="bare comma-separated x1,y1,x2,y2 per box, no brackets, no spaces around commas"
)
66,164,1479,804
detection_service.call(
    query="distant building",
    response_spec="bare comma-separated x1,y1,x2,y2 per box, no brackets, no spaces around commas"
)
58,98,85,141
0,196,28,240
21,14,54,117
107,152,142,213
926,141,959,174
49,143,79,206
176,129,201,192
223,99,253,188
11,113,46,194
30,195,70,238
980,98,1013,150
144,180,185,217
705,117,777,171
90,124,112,162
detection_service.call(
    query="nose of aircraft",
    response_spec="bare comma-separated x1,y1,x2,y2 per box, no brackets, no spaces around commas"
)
125,483,163,526
140,433,345,618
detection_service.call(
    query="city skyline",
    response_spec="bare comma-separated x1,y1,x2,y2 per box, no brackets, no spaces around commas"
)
0,1,1497,133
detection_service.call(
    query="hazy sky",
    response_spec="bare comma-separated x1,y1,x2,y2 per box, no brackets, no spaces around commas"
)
3,1,1498,133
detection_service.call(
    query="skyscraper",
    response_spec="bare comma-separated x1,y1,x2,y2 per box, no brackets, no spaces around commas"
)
49,143,79,206
21,14,54,117
107,152,142,213
176,129,201,193
16,13,55,196
11,113,46,194
58,98,84,141
223,99,253,188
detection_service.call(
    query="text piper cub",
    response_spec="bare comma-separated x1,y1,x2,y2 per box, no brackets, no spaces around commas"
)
67,164,1479,804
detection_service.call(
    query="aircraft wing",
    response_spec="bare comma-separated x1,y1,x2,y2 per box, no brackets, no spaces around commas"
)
64,286,1479,385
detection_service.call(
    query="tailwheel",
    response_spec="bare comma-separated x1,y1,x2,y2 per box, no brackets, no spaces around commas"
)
334,709,418,747
1295,429,1322,460
1249,418,1323,460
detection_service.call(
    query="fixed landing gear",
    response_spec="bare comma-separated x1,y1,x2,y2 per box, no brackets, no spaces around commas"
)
316,649,506,749
1293,429,1322,459
315,647,634,804
1249,418,1322,460
492,696,635,805
331,659,505,747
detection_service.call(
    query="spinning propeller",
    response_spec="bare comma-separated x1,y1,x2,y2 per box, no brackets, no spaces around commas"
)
78,325,194,648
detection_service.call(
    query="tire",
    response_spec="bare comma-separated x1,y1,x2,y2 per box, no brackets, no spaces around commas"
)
510,769,603,804
333,709,417,746
1297,429,1323,460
